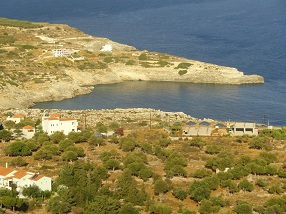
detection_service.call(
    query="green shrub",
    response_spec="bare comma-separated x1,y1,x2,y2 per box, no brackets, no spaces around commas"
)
192,168,213,178
157,60,170,67
138,53,148,60
238,179,254,192
255,178,268,187
172,188,188,200
205,145,221,154
175,62,193,69
268,184,283,194
125,60,136,65
33,78,45,84
0,35,16,44
178,70,188,76
140,62,151,68
21,45,37,49
233,201,253,214
104,57,113,63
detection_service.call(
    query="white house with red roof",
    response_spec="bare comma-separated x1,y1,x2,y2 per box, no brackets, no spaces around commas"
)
0,167,52,196
42,113,78,135
6,113,25,124
22,125,35,139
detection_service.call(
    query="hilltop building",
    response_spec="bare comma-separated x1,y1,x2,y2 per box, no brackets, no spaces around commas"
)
42,113,79,135
52,49,70,57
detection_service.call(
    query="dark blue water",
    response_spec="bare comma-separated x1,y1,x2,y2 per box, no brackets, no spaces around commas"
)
1,0,286,125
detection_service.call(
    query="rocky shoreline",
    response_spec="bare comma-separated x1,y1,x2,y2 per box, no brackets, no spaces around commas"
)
0,19,264,109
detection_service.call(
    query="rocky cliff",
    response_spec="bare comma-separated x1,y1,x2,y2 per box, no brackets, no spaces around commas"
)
0,18,264,109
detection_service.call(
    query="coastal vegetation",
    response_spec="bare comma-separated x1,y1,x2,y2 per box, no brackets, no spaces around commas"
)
0,110,286,213
0,18,43,28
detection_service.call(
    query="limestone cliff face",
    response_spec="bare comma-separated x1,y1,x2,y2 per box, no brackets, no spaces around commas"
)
108,62,264,84
0,19,264,109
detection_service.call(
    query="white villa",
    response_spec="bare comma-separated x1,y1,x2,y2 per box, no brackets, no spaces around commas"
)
6,113,25,124
42,113,78,135
0,166,52,195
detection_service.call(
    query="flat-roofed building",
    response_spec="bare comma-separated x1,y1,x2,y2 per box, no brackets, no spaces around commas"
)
230,122,258,136
42,113,78,135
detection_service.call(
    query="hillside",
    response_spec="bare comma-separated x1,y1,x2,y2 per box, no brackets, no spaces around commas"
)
0,18,264,109
0,108,286,214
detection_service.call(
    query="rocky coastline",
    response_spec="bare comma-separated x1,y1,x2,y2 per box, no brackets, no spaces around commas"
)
0,18,264,109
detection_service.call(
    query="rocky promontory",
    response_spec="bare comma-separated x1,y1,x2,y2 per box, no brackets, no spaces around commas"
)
0,18,264,109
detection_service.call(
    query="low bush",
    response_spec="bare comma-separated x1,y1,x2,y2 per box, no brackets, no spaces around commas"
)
178,70,188,75
175,62,193,69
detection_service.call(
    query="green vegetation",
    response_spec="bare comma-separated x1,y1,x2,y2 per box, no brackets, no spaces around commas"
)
78,61,108,70
21,44,37,49
140,61,151,68
0,17,284,213
0,124,286,213
0,34,16,44
0,18,43,28
175,62,193,69
178,69,188,75
125,60,136,65
33,78,45,84
138,53,148,60
260,127,286,140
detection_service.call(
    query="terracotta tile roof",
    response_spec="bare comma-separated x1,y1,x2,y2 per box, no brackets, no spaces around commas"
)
0,167,48,183
5,176,13,180
0,167,15,176
13,113,25,118
50,113,61,118
29,174,44,181
59,118,76,121
44,117,60,121
12,170,28,179
23,125,34,130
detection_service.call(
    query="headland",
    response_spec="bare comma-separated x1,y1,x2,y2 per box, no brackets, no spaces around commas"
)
0,18,264,109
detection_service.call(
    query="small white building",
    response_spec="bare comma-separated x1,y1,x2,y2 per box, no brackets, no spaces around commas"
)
52,49,70,57
0,167,52,196
42,113,78,135
22,125,35,139
6,114,25,124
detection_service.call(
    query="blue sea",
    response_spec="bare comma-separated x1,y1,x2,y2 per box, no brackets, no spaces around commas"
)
1,0,286,125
